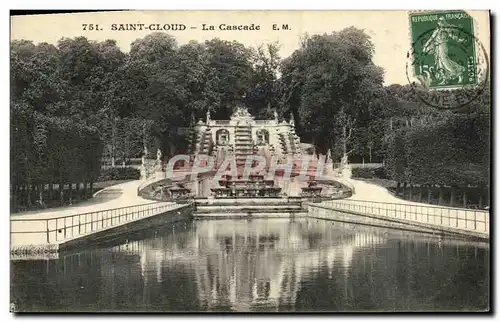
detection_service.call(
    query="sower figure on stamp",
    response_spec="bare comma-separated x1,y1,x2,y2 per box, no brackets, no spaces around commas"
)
422,17,466,85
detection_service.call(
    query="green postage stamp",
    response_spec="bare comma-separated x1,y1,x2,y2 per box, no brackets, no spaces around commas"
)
409,10,477,90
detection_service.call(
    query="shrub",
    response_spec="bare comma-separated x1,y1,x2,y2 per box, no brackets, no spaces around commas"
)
373,166,387,179
98,167,140,181
352,167,372,179
352,166,387,179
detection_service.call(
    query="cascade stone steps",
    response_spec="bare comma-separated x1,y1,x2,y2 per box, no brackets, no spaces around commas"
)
193,211,308,218
194,197,302,205
234,124,254,166
194,197,305,215
195,204,304,213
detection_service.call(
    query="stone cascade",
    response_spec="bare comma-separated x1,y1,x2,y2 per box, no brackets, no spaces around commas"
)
212,145,234,168
268,144,276,156
278,133,289,155
289,113,301,156
211,174,281,198
234,123,253,166
289,131,301,156
187,129,199,155
186,129,195,154
189,128,202,155
253,141,260,154
288,133,297,154
275,129,301,157
187,106,304,165
198,127,213,155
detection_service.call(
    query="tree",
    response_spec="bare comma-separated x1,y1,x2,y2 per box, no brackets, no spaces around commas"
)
279,27,385,161
127,33,187,156
116,117,147,165
247,42,282,119
204,38,254,118
177,41,212,122
10,39,105,211
11,40,65,115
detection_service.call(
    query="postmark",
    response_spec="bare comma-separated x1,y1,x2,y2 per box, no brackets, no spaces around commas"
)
406,10,489,109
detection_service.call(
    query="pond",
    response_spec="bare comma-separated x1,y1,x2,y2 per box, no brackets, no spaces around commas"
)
11,218,490,312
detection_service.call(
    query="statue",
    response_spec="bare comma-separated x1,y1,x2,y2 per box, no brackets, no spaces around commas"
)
140,153,147,180
289,112,295,126
141,146,148,166
155,149,163,172
326,149,332,163
190,112,196,126
274,110,279,123
206,109,211,124
341,153,349,167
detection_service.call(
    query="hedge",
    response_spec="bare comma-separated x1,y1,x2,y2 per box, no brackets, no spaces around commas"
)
98,167,141,181
11,106,103,186
352,166,387,179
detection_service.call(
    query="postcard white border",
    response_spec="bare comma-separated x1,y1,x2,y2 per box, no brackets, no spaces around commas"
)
2,1,497,321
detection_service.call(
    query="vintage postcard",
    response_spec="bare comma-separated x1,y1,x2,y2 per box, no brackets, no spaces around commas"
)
10,10,491,313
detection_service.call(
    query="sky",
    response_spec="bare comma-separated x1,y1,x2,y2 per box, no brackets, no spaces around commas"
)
11,10,491,85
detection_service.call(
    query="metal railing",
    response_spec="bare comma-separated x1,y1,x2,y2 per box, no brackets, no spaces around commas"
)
331,163,384,170
212,120,231,125
309,199,489,235
11,202,186,245
349,163,385,169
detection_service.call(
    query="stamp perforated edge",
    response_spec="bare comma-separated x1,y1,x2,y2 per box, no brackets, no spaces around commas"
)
406,10,483,89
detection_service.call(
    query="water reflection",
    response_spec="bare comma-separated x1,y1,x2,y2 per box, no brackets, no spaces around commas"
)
11,218,489,312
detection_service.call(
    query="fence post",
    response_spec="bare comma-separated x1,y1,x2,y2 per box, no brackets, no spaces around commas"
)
440,208,443,225
474,211,477,230
46,219,50,244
